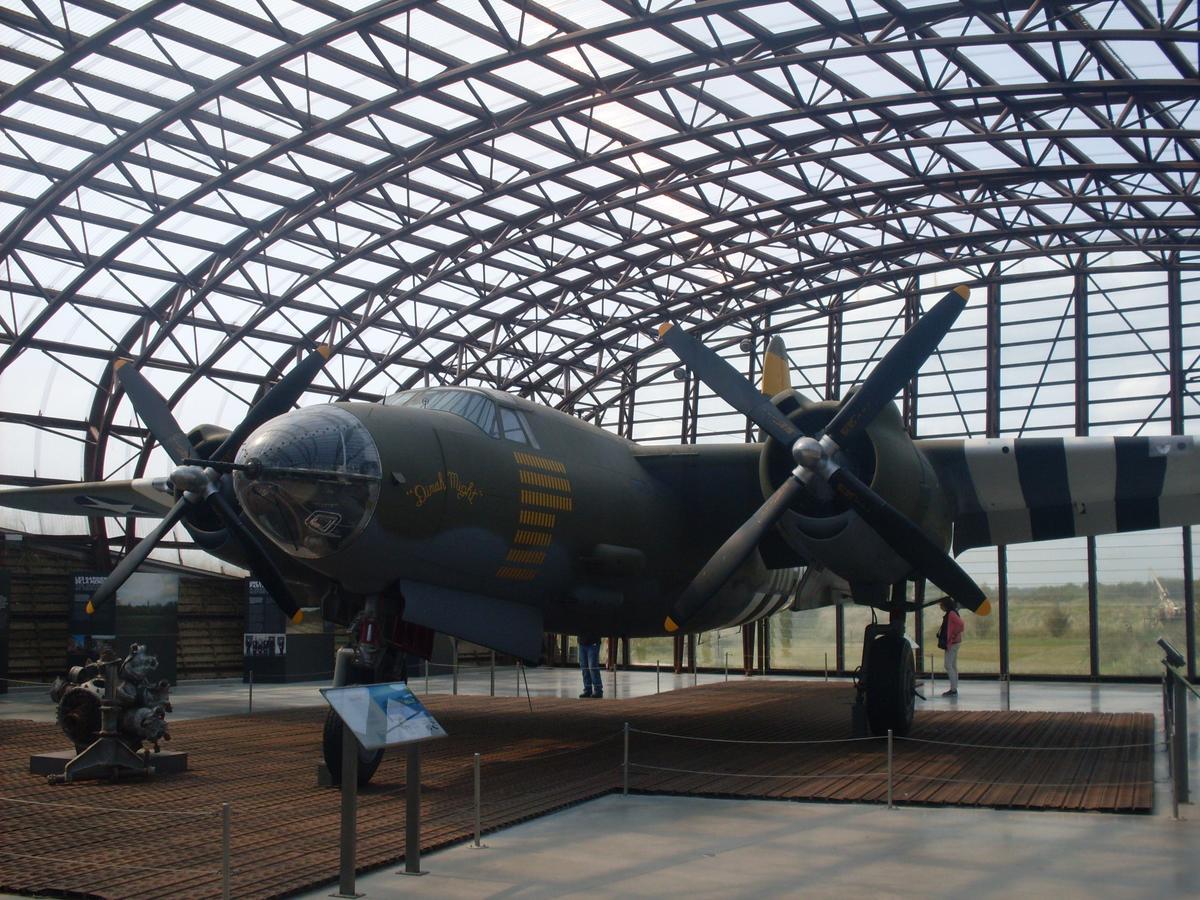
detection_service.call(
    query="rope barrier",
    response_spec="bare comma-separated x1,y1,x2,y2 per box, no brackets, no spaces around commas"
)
0,848,219,875
888,773,1159,788
628,763,1161,789
895,736,1164,751
629,727,877,746
0,795,218,817
480,731,623,765
629,762,888,780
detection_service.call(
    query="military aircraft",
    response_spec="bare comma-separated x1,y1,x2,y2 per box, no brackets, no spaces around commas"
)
3,285,1198,783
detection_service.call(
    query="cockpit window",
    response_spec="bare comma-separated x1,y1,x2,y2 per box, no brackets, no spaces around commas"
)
392,388,499,437
384,387,537,446
498,407,540,448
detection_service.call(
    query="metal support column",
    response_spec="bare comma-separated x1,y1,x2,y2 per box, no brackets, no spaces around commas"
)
835,603,845,674
1087,536,1100,678
997,546,1009,676
1167,258,1196,680
404,745,423,875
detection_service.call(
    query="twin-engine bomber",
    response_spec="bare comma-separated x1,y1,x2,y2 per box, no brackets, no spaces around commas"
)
4,286,1198,782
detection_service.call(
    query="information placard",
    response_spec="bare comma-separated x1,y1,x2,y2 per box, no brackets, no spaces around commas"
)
320,682,446,750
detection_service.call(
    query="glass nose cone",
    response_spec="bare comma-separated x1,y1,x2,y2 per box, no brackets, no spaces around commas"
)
232,406,381,559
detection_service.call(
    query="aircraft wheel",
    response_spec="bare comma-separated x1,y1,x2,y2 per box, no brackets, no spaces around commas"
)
322,708,384,787
865,631,915,737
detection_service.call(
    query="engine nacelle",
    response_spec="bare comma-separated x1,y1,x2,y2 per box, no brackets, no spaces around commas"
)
758,389,952,593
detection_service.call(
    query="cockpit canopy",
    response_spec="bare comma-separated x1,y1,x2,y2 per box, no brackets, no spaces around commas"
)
384,387,538,446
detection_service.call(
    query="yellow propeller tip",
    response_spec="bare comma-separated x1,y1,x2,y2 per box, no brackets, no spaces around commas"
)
316,344,332,360
953,284,970,300
975,598,991,617
113,358,128,371
663,616,679,633
85,600,95,615
658,322,674,337
291,610,305,625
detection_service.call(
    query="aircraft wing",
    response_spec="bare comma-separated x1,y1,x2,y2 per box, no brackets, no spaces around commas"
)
920,436,1200,553
0,478,175,518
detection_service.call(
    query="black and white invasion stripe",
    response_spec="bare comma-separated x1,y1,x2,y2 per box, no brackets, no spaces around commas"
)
920,436,1199,554
729,566,803,627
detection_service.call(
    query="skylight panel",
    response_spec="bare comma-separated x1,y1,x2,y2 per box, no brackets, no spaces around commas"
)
393,94,474,132
409,7,504,64
604,26,689,64
546,44,628,79
493,58,576,95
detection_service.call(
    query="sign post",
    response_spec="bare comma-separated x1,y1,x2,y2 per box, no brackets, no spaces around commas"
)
321,683,447,894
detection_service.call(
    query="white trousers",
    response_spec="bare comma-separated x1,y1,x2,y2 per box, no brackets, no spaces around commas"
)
944,643,959,691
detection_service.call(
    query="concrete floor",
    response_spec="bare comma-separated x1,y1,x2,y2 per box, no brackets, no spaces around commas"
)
3,667,1197,899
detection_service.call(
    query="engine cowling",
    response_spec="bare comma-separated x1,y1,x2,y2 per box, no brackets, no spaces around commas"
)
758,389,952,594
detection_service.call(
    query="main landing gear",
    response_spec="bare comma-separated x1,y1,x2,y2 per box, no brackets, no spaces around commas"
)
857,622,917,736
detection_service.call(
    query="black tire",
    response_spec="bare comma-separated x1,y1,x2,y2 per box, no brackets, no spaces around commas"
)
864,631,916,737
322,707,384,787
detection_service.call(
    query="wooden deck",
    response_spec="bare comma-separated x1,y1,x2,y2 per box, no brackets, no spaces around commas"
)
0,682,1156,899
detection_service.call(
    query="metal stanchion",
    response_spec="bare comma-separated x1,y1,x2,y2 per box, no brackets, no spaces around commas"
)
724,652,728,682
221,802,231,900
425,659,429,694
611,662,617,698
452,639,459,695
489,651,495,697
247,669,253,715
471,752,486,849
623,722,629,796
1002,674,1011,711
824,652,828,682
929,654,935,693
404,745,424,875
337,722,360,897
516,661,521,696
886,728,894,809
691,651,697,686
1172,673,1189,804
656,660,660,694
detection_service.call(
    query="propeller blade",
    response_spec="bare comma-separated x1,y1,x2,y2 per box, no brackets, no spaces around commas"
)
86,495,190,616
114,360,196,465
826,465,989,614
208,490,304,623
211,345,331,463
821,286,969,447
658,324,801,447
665,476,806,632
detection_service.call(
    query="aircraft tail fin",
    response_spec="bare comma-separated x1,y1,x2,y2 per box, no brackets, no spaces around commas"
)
760,336,791,397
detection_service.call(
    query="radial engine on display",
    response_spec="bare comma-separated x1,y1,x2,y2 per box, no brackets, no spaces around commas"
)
50,643,172,753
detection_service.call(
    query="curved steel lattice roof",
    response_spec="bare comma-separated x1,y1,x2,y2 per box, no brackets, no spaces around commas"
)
1,0,1198,561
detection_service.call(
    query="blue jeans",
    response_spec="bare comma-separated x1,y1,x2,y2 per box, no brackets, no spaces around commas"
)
579,642,602,695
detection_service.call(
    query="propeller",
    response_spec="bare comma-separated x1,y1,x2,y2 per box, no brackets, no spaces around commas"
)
92,347,333,623
662,285,989,633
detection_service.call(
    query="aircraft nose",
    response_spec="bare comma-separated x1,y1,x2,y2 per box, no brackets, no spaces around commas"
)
232,406,382,559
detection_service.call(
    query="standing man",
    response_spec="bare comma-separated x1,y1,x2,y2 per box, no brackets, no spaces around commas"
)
578,633,603,699
937,598,964,697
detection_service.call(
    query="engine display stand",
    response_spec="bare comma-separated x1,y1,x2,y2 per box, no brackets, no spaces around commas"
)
34,656,186,784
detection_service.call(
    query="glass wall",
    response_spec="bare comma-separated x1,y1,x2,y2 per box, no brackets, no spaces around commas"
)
1006,538,1090,676
772,606,837,672
1097,529,1188,676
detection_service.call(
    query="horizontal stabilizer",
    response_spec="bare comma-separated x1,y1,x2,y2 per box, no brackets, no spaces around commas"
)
0,478,175,518
399,580,545,664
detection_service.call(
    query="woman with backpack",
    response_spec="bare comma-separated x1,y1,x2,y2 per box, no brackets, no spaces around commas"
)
936,598,964,697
